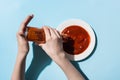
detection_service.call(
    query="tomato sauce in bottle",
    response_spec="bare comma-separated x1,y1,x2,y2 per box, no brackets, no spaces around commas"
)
26,27,46,44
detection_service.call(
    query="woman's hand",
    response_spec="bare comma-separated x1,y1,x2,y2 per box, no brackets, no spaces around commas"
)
38,27,65,61
16,14,33,54
12,15,34,80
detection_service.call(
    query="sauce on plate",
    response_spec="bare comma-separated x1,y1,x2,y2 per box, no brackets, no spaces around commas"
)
62,25,90,55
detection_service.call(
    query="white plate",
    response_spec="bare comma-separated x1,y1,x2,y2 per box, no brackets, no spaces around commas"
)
57,19,96,61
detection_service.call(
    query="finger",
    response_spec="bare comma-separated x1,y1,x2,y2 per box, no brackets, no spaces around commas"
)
19,14,34,33
49,27,57,38
54,29,61,38
49,28,61,38
43,26,51,41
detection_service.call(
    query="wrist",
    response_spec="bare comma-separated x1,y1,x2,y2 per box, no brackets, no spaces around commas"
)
18,48,28,55
18,45,29,53
18,49,29,54
17,51,28,59
15,53,27,66
52,51,68,64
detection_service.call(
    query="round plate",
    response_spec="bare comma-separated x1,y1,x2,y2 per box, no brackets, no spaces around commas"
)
57,19,96,61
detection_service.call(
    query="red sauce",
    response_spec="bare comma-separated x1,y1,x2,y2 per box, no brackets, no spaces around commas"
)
62,25,90,55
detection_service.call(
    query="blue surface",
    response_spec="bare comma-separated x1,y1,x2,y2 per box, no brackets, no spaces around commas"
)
0,0,120,80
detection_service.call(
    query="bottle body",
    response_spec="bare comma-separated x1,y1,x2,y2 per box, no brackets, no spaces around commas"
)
26,27,46,44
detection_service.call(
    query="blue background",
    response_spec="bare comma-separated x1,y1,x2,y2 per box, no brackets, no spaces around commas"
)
0,0,120,80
